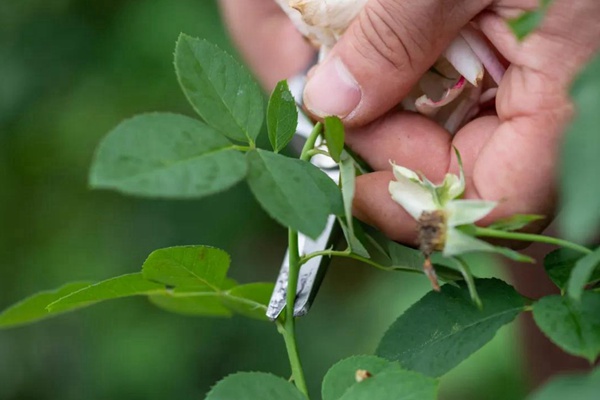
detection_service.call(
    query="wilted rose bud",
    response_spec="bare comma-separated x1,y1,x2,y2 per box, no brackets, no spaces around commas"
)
276,0,506,134
275,0,368,54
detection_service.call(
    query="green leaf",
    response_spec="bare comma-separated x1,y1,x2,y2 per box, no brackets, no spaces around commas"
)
544,248,585,290
323,116,345,163
174,34,264,143
532,292,600,363
0,282,91,329
149,293,232,317
448,257,482,308
567,247,600,301
339,153,369,257
48,273,166,312
220,283,274,321
90,113,247,198
205,372,306,400
528,367,600,400
340,370,437,400
508,0,553,40
388,240,425,271
246,149,342,239
322,357,438,400
488,214,545,231
142,246,230,290
267,80,298,152
376,278,526,377
322,356,400,400
560,53,600,242
339,219,370,259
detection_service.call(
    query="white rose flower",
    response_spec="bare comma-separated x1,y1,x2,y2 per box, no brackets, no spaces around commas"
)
388,153,497,289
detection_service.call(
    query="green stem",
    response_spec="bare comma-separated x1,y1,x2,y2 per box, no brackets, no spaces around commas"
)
305,149,330,158
279,229,308,397
472,227,592,255
300,123,323,162
274,120,324,397
299,249,421,274
453,256,482,309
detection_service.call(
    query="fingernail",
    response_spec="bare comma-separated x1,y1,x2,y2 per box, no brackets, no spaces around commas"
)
303,57,361,118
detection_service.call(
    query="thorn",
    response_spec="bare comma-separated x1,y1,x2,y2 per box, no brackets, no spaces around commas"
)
424,257,441,292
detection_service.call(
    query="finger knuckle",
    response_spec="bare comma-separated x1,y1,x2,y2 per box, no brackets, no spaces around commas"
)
354,0,432,73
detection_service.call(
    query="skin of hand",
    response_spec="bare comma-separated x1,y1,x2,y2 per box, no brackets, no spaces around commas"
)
219,0,600,246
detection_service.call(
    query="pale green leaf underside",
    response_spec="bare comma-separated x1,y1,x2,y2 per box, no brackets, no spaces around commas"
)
339,154,369,258
567,247,600,301
376,278,525,377
90,113,247,198
175,34,264,143
149,282,273,322
560,53,600,242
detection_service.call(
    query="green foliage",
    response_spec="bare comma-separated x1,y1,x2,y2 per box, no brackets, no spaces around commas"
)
48,273,165,312
219,283,274,321
339,153,369,257
508,0,554,40
267,80,298,152
246,149,342,239
143,246,273,321
544,249,585,290
567,247,600,300
142,246,230,290
322,355,437,400
205,372,306,400
0,246,274,327
528,367,600,400
89,113,247,198
0,282,91,329
376,279,525,377
487,214,545,231
149,294,232,317
323,117,345,163
560,53,600,242
532,292,600,363
174,34,264,143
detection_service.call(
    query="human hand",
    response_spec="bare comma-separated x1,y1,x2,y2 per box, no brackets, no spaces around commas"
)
220,0,600,245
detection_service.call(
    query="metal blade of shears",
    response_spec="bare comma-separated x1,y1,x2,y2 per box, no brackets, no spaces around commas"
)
266,75,341,320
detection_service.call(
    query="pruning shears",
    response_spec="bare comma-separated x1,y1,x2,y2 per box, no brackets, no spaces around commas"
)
266,74,341,320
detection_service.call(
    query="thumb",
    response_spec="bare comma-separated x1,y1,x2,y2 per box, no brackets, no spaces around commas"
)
303,0,489,125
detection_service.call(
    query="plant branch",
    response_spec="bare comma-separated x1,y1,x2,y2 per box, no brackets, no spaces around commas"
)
472,227,592,255
300,123,323,162
278,229,308,397
300,249,421,274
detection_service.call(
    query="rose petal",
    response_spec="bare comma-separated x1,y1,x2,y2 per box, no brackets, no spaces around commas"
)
445,199,497,227
415,77,466,117
443,228,495,257
444,35,484,87
460,26,505,86
389,177,437,221
391,163,422,183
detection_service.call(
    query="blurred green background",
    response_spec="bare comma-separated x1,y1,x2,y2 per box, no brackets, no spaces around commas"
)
0,1,527,399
